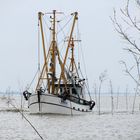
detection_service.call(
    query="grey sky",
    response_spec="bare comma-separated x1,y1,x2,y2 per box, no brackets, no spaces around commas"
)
0,0,135,92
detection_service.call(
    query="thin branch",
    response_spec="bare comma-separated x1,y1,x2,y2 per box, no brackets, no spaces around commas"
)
112,10,140,53
123,48,140,56
132,53,140,80
126,0,140,31
120,61,140,86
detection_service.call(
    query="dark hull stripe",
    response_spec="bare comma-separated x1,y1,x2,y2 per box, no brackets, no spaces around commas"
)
30,93,54,97
29,94,90,106
29,101,91,113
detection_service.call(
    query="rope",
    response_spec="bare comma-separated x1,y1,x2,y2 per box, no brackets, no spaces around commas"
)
56,15,73,51
77,20,92,100
26,70,38,90
42,17,49,49
79,68,92,100
57,15,73,35
57,23,66,38
42,15,50,29
38,20,41,75
8,101,45,140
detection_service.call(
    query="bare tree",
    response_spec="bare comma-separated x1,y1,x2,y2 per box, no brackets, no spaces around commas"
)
109,80,114,115
111,0,140,112
93,83,98,111
132,85,138,114
111,0,140,82
116,87,120,110
125,85,128,111
98,70,107,115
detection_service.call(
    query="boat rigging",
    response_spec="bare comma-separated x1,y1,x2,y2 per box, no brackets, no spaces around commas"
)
23,10,95,115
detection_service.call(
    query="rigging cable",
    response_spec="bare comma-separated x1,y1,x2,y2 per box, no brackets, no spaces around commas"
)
55,15,71,69
55,13,75,60
38,19,41,76
55,14,75,66
77,20,92,100
26,70,38,91
42,16,49,49
43,14,52,50
42,15,50,29
27,16,49,91
57,23,66,46
57,15,73,35
56,14,73,51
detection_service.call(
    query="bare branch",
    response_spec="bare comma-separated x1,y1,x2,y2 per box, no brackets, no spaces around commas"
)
112,1,140,88
120,60,140,85
132,53,140,80
123,48,140,56
99,70,108,82
112,12,140,53
121,17,133,27
126,0,140,31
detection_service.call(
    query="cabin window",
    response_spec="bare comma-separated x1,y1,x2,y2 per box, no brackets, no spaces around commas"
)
67,88,70,94
72,88,76,94
60,88,62,93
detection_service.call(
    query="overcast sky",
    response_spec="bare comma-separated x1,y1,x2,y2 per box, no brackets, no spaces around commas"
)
0,0,136,92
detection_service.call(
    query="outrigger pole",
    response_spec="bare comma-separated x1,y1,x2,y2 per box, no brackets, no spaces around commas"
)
57,12,78,93
35,12,50,93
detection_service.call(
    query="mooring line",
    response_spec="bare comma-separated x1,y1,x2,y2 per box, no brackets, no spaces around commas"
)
9,101,45,140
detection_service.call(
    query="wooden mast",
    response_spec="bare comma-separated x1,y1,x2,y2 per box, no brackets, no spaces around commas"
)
38,12,48,77
61,12,78,78
50,10,56,94
71,38,74,72
68,38,81,75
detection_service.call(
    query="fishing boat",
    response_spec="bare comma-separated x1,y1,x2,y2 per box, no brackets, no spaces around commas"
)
23,10,95,115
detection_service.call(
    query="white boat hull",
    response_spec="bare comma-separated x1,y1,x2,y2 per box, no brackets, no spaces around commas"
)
28,94,92,115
